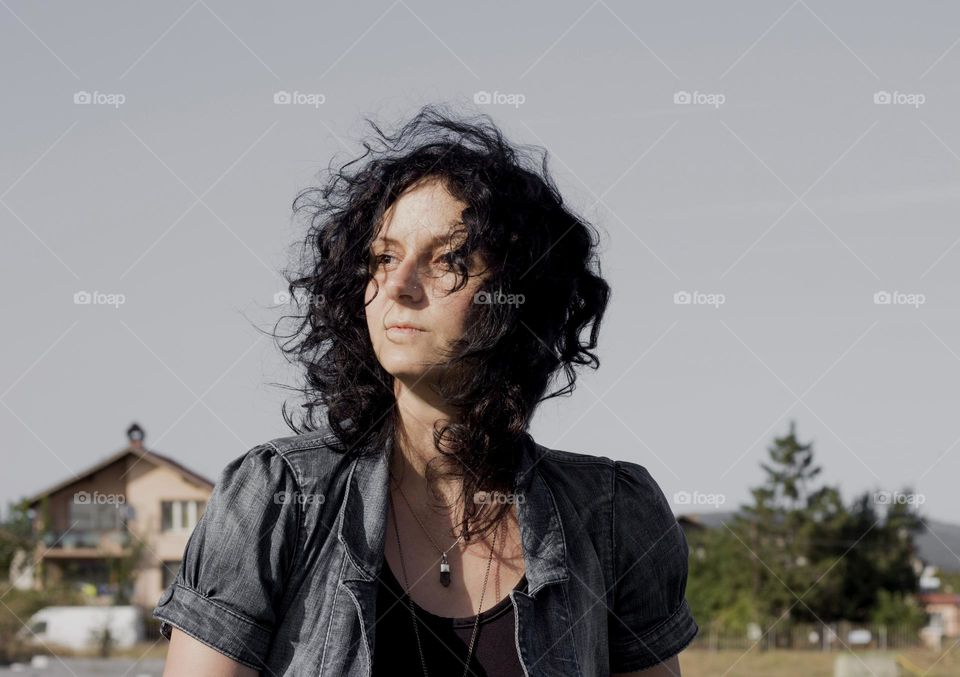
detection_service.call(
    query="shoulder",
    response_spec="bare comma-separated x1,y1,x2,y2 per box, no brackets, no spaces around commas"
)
194,427,358,554
238,426,357,487
531,442,618,483
531,441,680,555
196,427,358,528
530,441,666,506
537,441,671,498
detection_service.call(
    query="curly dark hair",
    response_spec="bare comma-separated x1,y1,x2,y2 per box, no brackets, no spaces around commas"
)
273,103,611,543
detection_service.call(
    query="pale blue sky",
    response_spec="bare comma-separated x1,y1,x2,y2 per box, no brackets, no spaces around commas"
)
2,1,959,525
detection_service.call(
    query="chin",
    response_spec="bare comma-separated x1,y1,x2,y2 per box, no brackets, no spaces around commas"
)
380,357,428,377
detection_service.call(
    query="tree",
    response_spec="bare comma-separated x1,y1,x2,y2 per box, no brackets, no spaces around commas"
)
0,499,36,584
802,488,922,622
735,420,826,624
107,530,147,605
686,420,925,635
757,419,821,511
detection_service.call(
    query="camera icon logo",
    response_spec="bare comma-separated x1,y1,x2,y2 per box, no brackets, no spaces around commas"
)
873,290,892,305
474,91,491,105
274,91,292,105
673,91,691,105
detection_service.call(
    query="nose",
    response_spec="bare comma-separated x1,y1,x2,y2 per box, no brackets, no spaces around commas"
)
384,256,424,302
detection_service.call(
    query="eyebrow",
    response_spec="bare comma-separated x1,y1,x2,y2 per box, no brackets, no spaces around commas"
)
371,227,463,249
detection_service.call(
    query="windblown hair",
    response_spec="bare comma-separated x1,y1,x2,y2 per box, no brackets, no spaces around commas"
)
274,103,610,542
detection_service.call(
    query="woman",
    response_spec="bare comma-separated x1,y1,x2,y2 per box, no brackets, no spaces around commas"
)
155,104,698,676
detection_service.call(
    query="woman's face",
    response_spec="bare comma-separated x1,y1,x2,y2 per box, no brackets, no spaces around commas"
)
364,178,488,385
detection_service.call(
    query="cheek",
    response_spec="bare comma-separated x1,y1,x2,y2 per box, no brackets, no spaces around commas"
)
363,278,377,307
435,287,479,336
363,281,383,331
364,278,387,312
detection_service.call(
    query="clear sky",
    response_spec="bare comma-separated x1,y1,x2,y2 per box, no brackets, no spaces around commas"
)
2,1,958,525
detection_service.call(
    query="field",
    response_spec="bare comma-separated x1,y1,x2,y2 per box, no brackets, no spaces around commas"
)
680,645,960,676
3,642,959,675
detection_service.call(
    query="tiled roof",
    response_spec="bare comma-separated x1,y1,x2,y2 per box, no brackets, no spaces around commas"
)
26,445,214,505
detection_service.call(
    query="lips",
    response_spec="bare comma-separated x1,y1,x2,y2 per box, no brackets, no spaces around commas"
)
386,322,425,331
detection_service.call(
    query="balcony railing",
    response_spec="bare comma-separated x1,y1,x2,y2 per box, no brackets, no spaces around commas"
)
40,529,131,550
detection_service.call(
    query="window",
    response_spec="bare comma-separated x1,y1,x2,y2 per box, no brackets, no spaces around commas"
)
160,500,206,532
69,501,124,532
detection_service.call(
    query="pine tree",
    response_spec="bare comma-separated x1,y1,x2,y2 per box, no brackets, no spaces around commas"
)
735,420,824,626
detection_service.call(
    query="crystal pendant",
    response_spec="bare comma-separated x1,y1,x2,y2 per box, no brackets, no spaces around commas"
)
440,553,451,587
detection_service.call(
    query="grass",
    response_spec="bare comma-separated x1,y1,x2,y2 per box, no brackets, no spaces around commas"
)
680,645,960,676
11,626,960,675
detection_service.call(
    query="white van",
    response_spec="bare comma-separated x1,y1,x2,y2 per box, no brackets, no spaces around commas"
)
18,605,144,651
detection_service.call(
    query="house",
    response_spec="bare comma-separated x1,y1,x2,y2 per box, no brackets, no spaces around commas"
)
917,593,960,638
21,423,213,609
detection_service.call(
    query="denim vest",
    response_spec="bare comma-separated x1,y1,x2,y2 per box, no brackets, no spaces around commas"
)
154,427,698,675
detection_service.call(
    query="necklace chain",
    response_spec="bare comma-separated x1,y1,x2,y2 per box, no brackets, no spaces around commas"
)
388,480,498,677
392,477,465,565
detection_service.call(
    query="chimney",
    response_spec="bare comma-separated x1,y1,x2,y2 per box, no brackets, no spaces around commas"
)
127,422,145,451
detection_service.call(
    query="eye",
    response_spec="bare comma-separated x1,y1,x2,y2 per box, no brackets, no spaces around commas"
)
373,253,395,267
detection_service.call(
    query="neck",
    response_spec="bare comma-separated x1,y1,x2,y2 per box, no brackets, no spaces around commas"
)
389,377,465,521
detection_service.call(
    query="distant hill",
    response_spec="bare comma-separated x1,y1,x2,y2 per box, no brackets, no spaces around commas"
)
679,510,738,529
914,518,960,572
678,512,960,573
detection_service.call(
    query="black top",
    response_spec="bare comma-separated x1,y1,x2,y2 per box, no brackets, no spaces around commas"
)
372,562,527,677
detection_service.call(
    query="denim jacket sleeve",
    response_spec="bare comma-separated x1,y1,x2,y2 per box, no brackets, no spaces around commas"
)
152,442,302,670
608,460,699,673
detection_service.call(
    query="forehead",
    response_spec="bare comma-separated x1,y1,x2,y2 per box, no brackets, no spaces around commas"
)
373,179,466,247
